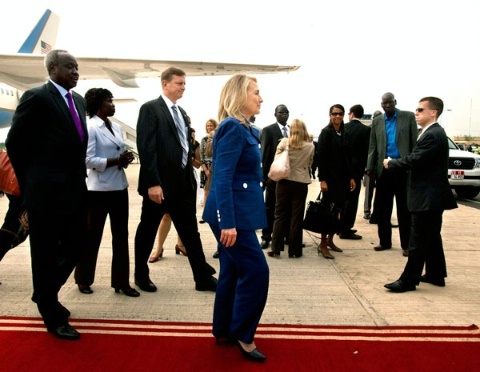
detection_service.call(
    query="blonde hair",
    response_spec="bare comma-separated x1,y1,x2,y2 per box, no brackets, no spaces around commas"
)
289,119,310,149
218,74,257,123
205,118,218,131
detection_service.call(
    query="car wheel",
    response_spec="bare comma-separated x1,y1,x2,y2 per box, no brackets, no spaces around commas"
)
455,186,480,199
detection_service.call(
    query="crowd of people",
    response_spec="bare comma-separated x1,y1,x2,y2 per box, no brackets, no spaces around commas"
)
0,49,457,363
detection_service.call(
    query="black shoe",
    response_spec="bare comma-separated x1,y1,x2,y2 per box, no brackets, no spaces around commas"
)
267,250,280,257
235,341,266,362
115,287,140,297
363,212,371,220
374,245,391,251
288,254,302,258
402,249,409,257
199,220,206,224
135,279,157,292
419,275,445,287
213,251,219,259
260,240,270,249
384,279,416,293
48,323,80,340
195,276,217,292
391,223,399,228
339,232,362,240
77,284,93,294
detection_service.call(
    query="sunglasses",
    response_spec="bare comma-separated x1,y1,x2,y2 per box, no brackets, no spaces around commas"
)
415,108,425,113
331,112,344,116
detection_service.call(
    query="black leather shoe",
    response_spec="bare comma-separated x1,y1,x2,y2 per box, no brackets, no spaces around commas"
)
213,251,219,259
374,245,391,251
78,284,93,294
339,232,362,240
363,212,371,220
115,287,140,297
402,249,409,257
384,279,416,293
48,323,80,340
195,277,217,292
236,341,266,362
419,275,445,287
267,250,280,257
260,240,270,249
135,279,157,292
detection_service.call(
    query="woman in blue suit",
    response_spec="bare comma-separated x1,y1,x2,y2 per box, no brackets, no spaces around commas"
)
202,75,269,362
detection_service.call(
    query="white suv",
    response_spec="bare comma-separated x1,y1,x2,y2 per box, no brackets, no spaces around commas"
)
448,137,480,198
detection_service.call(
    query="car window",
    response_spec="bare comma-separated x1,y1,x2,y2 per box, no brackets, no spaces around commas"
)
447,137,458,150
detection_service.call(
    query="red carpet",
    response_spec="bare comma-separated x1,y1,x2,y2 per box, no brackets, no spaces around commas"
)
1,316,479,371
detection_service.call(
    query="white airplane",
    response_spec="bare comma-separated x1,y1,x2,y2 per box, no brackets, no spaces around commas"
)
0,9,299,130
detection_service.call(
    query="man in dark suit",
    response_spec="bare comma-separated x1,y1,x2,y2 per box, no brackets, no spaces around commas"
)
134,66,216,293
260,105,289,249
6,50,88,340
384,97,457,292
366,93,417,257
363,110,382,220
340,105,371,239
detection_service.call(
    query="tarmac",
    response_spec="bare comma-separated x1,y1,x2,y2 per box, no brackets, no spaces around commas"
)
1,162,479,328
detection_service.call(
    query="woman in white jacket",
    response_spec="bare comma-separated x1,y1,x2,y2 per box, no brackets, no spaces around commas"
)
74,88,139,297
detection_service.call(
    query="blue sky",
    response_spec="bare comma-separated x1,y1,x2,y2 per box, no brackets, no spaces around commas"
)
2,0,479,140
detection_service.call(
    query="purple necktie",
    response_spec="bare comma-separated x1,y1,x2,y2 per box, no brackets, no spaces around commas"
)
66,92,84,142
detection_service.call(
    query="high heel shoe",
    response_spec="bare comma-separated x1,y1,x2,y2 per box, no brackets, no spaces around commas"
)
115,286,140,297
175,244,187,256
318,239,334,259
267,250,280,257
327,235,343,252
235,341,267,362
149,247,164,263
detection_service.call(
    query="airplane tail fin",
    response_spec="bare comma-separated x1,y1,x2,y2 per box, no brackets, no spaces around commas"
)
17,9,59,54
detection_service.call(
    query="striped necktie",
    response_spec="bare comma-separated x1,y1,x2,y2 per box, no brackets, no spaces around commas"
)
172,105,188,168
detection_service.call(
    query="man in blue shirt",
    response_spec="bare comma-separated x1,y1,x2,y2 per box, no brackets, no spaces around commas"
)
366,93,417,257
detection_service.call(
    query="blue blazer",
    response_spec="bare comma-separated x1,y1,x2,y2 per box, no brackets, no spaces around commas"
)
202,117,267,230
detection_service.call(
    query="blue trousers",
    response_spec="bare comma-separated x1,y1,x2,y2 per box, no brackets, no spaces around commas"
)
210,226,269,343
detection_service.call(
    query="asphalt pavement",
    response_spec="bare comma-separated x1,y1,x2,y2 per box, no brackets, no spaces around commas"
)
1,163,479,328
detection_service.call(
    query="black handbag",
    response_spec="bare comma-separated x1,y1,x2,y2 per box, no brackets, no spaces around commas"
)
303,195,339,234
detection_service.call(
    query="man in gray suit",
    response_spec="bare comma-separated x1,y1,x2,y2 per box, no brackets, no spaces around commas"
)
366,93,417,256
384,97,457,292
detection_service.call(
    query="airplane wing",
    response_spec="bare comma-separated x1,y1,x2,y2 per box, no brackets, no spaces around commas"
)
0,54,299,90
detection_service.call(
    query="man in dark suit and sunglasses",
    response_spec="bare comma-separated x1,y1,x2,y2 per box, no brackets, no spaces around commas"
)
383,97,457,292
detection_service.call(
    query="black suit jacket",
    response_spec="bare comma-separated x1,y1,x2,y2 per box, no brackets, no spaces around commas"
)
6,81,88,213
136,96,195,197
345,119,371,180
261,122,284,182
388,123,457,212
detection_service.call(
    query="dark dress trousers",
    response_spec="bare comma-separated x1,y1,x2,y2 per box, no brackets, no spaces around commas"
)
342,119,371,231
134,96,215,285
6,81,88,329
366,110,418,249
202,118,269,344
388,123,457,285
260,123,284,242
